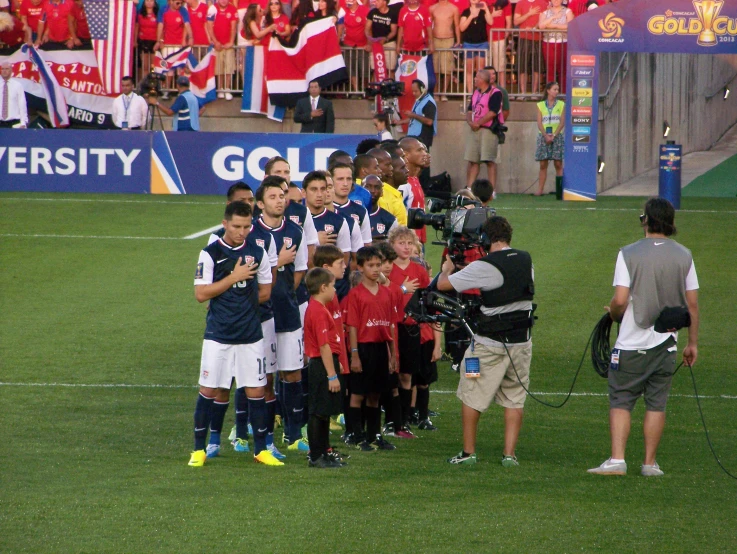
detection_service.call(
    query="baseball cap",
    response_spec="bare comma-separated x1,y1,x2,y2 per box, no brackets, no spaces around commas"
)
176,76,190,87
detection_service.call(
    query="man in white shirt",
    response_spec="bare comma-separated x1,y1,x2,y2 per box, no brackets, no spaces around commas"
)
589,198,699,477
0,61,28,128
112,76,148,130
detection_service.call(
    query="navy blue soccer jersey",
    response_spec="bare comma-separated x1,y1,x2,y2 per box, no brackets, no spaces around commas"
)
249,216,308,333
194,238,272,344
369,206,398,239
335,200,372,246
254,199,319,248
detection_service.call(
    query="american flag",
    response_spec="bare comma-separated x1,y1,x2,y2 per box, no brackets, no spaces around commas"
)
84,0,136,95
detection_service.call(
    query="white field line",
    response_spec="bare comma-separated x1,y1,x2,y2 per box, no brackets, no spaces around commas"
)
183,225,222,240
2,197,737,215
0,233,183,240
1,382,735,400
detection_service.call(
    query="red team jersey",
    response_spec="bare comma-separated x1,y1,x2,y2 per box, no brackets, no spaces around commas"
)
41,0,72,42
20,0,46,34
137,11,158,41
208,2,238,44
344,283,394,343
304,298,349,374
158,5,190,45
398,4,431,51
187,1,210,45
388,260,430,326
71,1,90,40
342,5,369,47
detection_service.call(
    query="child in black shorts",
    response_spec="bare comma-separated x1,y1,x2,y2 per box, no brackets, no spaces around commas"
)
303,268,348,468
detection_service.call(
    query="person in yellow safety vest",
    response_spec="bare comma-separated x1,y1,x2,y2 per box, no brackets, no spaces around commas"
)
534,81,566,196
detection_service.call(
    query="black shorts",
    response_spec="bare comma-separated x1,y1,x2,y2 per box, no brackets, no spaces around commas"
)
350,342,390,396
414,340,438,386
398,324,421,375
308,355,343,417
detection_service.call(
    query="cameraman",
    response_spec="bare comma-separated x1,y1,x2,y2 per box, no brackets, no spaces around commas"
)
437,215,534,467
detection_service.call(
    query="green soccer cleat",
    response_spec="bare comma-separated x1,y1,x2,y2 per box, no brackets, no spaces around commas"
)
501,455,519,467
254,450,285,466
287,438,310,452
447,451,477,465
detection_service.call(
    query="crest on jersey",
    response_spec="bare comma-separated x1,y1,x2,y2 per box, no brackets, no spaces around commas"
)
284,237,293,248
351,214,359,222
244,256,255,265
195,262,203,279
255,239,265,247
377,223,386,234
325,224,335,234
289,215,300,224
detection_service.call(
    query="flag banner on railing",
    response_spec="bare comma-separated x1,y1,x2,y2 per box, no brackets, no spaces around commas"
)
266,17,348,107
153,47,192,74
186,47,217,106
241,45,286,122
396,53,435,132
84,0,136,95
0,47,113,128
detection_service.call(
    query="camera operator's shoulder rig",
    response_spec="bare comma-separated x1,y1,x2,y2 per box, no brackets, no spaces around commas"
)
472,249,536,343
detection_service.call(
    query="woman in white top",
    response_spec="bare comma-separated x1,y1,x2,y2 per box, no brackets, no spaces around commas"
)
538,0,573,93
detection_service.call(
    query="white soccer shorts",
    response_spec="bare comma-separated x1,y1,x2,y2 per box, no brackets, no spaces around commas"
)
262,318,278,375
276,328,304,371
199,339,267,389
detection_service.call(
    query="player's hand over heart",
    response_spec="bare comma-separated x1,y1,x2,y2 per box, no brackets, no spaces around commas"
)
278,244,297,267
232,257,258,282
402,277,420,294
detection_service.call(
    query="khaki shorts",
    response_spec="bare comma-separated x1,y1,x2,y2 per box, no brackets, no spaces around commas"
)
370,41,397,73
464,126,499,163
433,37,455,74
456,340,531,412
215,48,236,75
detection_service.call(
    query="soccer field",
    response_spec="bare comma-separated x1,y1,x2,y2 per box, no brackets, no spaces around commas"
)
2,193,736,553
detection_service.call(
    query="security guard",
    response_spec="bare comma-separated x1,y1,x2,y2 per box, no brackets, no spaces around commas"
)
437,216,534,467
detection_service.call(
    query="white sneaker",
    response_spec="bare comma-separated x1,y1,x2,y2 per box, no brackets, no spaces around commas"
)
587,458,627,475
205,444,220,458
217,92,225,99
224,92,233,101
641,462,664,477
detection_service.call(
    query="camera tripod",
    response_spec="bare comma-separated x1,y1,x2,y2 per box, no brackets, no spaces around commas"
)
145,97,166,131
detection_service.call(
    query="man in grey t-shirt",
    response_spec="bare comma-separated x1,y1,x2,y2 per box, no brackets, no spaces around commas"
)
588,198,699,477
438,216,535,467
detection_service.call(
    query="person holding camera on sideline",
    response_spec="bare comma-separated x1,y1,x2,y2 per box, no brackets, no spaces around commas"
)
588,198,699,477
464,68,505,190
437,216,534,467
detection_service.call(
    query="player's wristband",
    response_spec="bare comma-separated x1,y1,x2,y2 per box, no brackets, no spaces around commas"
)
328,375,338,381
400,284,407,294
351,348,358,353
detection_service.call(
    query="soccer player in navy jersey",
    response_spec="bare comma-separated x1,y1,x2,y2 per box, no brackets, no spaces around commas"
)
189,201,283,467
302,170,353,299
331,162,373,250
364,174,398,241
204,182,282,459
250,177,311,452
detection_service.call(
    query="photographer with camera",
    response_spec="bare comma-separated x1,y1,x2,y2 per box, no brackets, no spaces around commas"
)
437,215,534,466
464,68,505,190
113,76,148,130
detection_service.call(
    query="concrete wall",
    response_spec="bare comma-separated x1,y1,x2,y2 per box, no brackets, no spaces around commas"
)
598,53,737,192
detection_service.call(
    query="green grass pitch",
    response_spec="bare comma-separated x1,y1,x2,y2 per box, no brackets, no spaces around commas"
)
1,193,736,553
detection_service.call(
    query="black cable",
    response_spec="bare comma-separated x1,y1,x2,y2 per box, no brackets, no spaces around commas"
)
498,326,595,409
591,313,614,378
686,363,737,480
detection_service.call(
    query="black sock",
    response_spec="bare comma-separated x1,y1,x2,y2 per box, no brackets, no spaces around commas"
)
349,406,363,441
417,386,430,421
390,394,402,430
193,393,214,451
307,415,322,461
320,417,331,455
249,396,268,455
398,387,412,426
234,387,249,440
365,406,381,443
208,400,229,445
380,390,391,426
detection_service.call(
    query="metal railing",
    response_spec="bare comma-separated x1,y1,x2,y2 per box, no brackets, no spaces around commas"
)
135,31,623,109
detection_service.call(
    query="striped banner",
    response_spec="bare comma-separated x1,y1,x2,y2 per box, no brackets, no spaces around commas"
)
241,45,285,122
22,45,69,128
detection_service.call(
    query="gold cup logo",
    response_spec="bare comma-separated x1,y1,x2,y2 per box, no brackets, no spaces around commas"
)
693,0,723,46
598,13,625,38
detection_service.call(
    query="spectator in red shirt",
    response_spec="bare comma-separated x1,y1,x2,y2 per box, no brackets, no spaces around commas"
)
488,1,511,89
290,0,315,27
396,0,433,54
264,0,291,38
206,0,238,100
155,0,192,52
186,0,209,46
136,0,159,73
37,0,79,49
19,0,45,46
340,0,369,90
513,0,547,94
70,0,89,41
